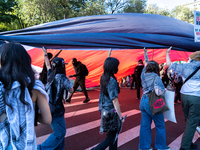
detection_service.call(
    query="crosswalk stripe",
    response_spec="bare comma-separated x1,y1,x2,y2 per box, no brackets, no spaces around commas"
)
36,109,141,145
64,99,99,107
85,120,168,150
64,106,99,118
37,99,99,125
169,131,199,150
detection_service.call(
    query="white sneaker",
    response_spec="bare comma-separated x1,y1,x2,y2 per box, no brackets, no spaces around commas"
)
196,126,200,137
196,126,200,134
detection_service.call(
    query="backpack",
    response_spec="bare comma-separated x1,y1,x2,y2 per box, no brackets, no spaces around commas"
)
82,64,89,76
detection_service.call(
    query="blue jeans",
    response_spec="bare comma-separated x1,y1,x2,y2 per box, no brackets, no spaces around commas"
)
139,94,167,150
37,116,66,150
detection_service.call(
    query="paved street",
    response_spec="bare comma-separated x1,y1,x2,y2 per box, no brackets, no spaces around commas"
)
35,87,200,150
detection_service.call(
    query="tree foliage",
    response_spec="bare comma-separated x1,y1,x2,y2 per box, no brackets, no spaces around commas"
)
0,0,18,23
145,4,170,16
18,0,86,27
123,0,146,13
78,0,106,16
170,6,195,24
0,0,196,32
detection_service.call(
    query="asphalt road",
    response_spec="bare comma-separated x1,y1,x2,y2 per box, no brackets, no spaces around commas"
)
35,87,200,150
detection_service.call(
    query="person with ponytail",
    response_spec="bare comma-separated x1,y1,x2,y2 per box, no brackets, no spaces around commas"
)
139,48,170,150
38,47,73,150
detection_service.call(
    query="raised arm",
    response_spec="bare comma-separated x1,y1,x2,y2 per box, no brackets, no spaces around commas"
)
144,47,149,66
166,46,172,67
42,47,51,70
32,89,52,125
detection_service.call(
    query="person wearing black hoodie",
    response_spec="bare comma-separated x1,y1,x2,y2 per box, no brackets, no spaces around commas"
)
66,58,90,103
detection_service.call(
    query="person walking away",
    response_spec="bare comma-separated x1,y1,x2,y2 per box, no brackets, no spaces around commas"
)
134,59,144,99
161,65,169,88
0,42,51,149
37,48,74,150
130,73,136,89
166,48,200,150
66,58,90,103
173,72,183,105
91,57,125,150
139,48,170,150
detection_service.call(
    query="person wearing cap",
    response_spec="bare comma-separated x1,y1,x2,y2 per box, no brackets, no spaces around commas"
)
166,47,200,150
66,58,90,103
38,48,74,150
134,59,144,99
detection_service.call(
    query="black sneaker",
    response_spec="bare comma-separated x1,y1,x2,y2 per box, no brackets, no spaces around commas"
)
191,143,198,149
83,98,90,103
65,99,71,103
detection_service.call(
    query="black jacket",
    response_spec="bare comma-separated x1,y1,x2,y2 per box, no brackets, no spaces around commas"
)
134,65,144,78
72,61,85,80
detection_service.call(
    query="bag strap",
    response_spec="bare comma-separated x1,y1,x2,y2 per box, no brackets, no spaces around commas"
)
152,76,157,90
184,66,200,84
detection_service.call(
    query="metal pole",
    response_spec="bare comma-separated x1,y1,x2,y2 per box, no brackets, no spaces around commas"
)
108,48,112,57
151,49,154,60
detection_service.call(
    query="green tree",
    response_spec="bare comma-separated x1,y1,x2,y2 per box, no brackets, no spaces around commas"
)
18,0,86,27
170,6,195,24
78,0,106,16
123,0,146,13
0,0,20,31
145,4,170,16
0,0,18,23
105,0,128,14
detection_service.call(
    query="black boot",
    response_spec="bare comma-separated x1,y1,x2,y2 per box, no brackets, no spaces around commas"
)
65,98,71,103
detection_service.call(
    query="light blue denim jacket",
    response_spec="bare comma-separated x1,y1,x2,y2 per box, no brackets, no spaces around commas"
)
141,66,165,94
99,78,119,111
169,60,200,80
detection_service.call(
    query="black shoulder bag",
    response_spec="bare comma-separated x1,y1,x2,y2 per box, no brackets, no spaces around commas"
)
101,97,121,132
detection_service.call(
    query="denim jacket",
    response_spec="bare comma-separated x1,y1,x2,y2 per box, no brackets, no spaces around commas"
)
47,69,73,117
141,66,165,94
169,60,200,80
99,78,119,111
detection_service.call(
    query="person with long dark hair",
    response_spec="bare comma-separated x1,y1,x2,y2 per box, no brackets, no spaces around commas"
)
0,42,51,149
92,57,125,150
38,48,73,150
139,48,170,150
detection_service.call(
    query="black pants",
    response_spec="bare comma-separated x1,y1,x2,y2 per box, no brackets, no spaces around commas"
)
93,131,118,150
174,82,182,102
130,75,135,89
69,78,88,100
135,78,141,99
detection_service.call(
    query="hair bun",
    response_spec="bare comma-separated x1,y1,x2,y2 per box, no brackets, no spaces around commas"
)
189,51,200,61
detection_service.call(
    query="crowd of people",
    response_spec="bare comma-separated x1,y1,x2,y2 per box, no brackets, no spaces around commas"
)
0,42,200,150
